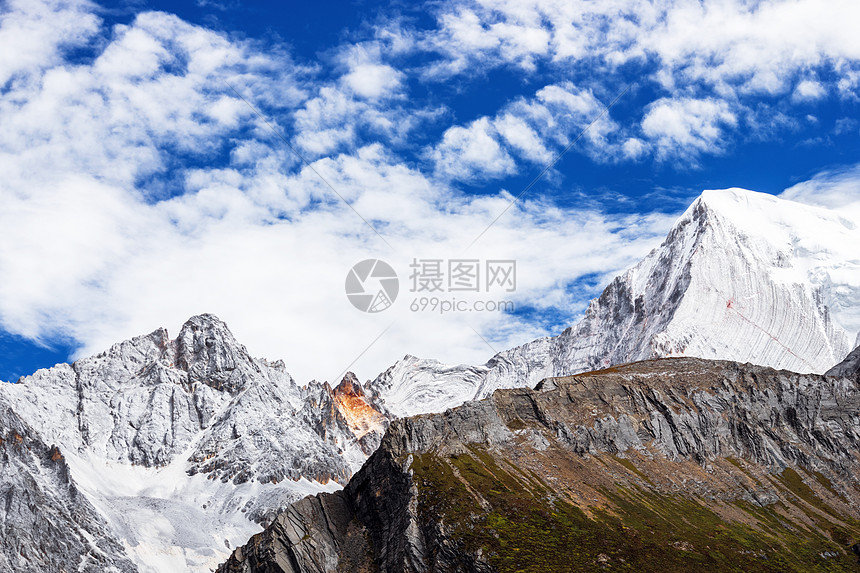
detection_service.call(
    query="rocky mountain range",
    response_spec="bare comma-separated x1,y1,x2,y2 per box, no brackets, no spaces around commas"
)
2,188,859,572
219,351,860,572
0,314,388,572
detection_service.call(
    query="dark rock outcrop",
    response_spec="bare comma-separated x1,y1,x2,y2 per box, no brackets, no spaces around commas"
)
827,344,860,379
0,405,138,572
219,357,860,573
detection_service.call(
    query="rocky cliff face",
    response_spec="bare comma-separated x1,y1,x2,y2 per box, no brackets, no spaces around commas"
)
220,356,860,572
0,405,137,572
369,189,860,417
0,314,390,572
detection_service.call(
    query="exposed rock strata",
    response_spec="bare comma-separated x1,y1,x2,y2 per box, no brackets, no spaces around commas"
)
220,357,860,572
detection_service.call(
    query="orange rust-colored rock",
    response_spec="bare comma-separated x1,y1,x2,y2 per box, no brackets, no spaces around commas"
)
331,376,387,440
49,446,64,462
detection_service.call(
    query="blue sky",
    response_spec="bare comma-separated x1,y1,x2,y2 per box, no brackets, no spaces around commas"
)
1,0,859,383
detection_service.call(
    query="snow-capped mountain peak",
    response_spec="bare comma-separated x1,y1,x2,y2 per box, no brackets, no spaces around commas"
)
367,354,489,418
2,189,858,571
174,313,262,394
369,189,860,417
0,315,389,572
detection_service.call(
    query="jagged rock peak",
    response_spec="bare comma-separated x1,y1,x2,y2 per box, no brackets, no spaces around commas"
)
333,371,364,396
331,372,389,454
175,313,260,393
0,314,395,571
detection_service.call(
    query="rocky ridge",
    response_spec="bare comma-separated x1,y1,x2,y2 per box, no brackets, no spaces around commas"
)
0,314,389,572
220,351,860,572
0,405,137,572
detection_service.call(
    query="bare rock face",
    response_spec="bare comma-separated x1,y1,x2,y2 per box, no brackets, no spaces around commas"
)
330,373,389,455
220,357,860,573
826,344,860,379
0,405,138,572
176,313,262,393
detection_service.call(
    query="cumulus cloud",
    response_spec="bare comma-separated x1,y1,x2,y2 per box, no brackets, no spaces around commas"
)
641,98,737,162
422,0,860,95
417,0,860,163
4,0,860,384
430,117,516,180
427,82,629,181
0,0,677,384
290,42,428,157
342,63,402,98
0,0,99,87
493,113,552,164
792,80,827,102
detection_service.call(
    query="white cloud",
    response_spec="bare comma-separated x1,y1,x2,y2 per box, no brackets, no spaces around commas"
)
0,0,99,87
7,0,858,385
0,0,676,385
423,0,860,96
793,80,826,102
641,97,737,162
417,0,860,165
493,113,552,163
835,117,860,135
290,42,426,157
336,42,406,100
342,64,403,99
621,137,647,160
781,165,860,216
0,8,308,197
0,143,674,384
293,86,360,155
430,117,516,180
427,82,629,181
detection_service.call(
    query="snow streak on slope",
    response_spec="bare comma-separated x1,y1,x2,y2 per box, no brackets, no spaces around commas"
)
367,355,489,418
61,450,339,572
0,314,387,572
371,189,860,416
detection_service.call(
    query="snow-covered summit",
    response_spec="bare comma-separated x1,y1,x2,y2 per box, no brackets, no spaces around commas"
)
174,313,262,394
367,354,489,418
696,188,860,340
548,186,859,376
370,189,860,415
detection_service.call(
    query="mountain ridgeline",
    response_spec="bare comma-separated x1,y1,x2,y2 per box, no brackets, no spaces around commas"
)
219,355,860,573
2,189,859,572
0,314,390,572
